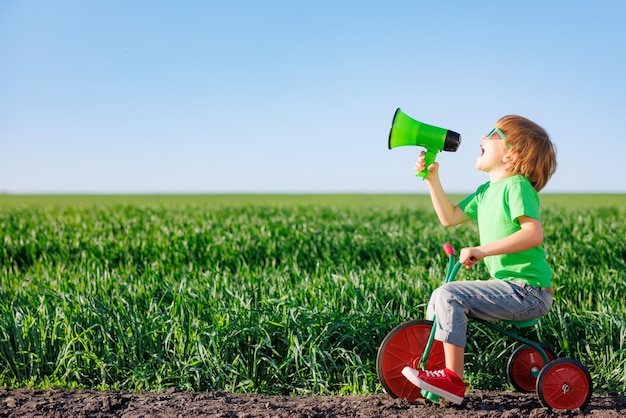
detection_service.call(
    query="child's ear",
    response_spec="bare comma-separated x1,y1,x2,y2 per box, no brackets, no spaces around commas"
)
503,151,519,164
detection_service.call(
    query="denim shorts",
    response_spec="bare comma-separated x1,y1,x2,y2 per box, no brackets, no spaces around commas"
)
426,279,554,347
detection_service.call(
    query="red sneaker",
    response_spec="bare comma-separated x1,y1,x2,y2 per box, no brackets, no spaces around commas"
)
402,367,468,405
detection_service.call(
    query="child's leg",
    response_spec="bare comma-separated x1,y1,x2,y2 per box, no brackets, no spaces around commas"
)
427,279,553,375
444,343,465,379
403,280,552,403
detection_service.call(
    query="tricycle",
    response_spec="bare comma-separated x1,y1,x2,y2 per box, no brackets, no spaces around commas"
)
376,243,593,410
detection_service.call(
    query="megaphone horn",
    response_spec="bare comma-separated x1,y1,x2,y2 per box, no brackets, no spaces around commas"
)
388,108,461,179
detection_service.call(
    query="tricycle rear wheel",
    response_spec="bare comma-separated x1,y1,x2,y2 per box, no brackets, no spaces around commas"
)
506,343,557,392
536,358,593,410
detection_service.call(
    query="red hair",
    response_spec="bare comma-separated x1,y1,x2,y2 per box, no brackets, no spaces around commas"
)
497,115,557,192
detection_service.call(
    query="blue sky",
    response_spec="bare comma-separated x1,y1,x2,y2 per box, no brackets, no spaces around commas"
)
1,1,624,194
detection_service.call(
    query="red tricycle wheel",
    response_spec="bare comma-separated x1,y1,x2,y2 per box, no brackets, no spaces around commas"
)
376,319,445,401
506,343,556,393
536,358,593,410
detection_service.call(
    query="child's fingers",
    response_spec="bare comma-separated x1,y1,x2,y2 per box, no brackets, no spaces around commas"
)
415,151,427,171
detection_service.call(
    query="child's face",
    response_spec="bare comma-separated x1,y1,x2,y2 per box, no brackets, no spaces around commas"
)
476,127,508,173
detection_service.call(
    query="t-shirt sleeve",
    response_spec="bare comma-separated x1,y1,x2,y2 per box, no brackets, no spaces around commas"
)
459,182,489,220
459,192,478,220
508,181,542,222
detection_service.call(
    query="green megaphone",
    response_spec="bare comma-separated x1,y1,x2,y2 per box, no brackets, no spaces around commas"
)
388,108,461,179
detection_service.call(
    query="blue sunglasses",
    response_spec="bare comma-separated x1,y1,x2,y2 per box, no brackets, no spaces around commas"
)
484,127,506,140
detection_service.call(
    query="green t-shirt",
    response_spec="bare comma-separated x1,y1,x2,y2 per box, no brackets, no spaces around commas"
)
459,175,552,288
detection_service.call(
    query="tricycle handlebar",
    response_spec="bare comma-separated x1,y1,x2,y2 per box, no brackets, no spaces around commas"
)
444,243,456,257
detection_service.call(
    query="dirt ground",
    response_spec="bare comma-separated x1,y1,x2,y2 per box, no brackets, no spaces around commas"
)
1,388,625,418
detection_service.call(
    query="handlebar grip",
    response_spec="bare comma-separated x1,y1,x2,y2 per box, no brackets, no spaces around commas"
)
444,243,456,256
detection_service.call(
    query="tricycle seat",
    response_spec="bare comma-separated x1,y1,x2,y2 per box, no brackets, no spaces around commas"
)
504,318,539,328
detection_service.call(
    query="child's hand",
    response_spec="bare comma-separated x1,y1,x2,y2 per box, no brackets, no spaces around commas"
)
415,151,439,178
459,247,485,269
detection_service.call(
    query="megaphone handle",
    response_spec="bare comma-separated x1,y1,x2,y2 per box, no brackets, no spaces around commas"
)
416,148,437,179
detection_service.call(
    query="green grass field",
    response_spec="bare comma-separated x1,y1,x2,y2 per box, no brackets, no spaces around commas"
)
1,194,625,395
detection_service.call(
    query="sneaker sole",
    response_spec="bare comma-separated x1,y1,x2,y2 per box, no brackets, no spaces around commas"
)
401,367,422,389
415,376,464,405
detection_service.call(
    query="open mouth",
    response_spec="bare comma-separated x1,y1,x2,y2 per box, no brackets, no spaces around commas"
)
479,145,485,156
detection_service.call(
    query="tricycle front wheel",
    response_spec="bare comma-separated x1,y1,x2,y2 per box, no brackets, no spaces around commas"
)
376,319,445,401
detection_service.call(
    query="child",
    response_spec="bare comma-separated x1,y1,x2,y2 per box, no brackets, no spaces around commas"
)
401,115,557,405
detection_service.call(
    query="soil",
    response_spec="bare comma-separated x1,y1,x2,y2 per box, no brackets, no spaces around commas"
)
1,388,625,418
